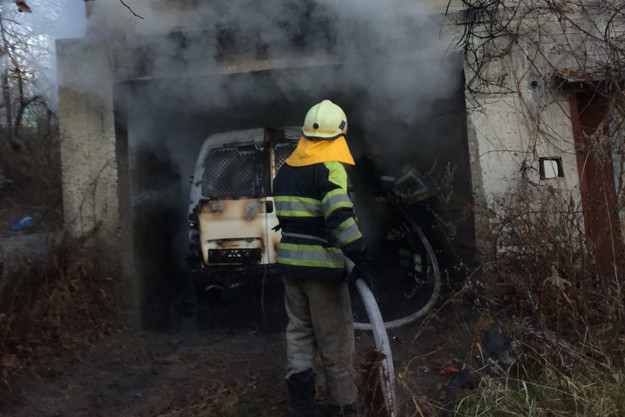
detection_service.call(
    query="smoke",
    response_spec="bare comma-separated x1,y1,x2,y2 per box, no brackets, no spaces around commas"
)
89,1,459,188
83,0,460,134
55,1,467,309
85,0,461,235
5,0,461,139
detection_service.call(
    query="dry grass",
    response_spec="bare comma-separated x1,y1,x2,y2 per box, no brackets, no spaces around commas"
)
454,362,625,416
387,170,625,417
444,183,625,416
0,233,121,389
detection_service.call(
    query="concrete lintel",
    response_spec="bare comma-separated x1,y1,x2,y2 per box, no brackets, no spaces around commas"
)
120,53,343,82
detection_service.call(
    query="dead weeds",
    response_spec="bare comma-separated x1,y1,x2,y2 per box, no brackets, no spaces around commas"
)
442,184,625,416
0,234,121,390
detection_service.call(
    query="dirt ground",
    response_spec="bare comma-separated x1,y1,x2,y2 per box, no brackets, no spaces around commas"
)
1,325,287,417
0,223,472,417
0,293,471,417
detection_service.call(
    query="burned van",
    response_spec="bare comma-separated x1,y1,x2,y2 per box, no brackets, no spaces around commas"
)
187,127,299,292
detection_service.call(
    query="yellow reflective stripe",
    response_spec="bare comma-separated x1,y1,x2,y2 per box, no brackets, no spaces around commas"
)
275,196,323,217
279,243,342,253
335,217,355,233
326,202,353,217
278,242,345,268
324,161,347,191
274,196,321,205
322,188,353,218
333,218,362,246
276,210,322,217
321,188,347,204
278,257,345,268
276,201,323,217
338,227,362,247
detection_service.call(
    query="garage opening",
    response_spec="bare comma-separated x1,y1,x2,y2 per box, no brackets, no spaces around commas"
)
112,61,472,330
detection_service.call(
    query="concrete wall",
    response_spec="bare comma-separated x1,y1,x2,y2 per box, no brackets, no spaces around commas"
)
56,37,144,325
57,40,118,244
447,3,612,258
58,0,614,323
466,87,582,255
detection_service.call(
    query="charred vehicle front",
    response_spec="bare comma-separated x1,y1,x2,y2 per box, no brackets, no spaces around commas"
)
186,126,440,328
187,127,299,295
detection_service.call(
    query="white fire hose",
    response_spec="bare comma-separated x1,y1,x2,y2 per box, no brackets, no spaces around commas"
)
354,277,397,417
354,220,440,331
347,218,440,416
346,259,396,417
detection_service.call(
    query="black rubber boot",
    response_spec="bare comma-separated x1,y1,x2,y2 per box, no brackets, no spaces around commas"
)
286,369,317,417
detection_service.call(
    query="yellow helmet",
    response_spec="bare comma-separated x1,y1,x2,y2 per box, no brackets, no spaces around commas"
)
302,99,348,140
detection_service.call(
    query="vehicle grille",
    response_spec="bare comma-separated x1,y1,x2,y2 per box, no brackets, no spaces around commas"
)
208,248,262,265
203,147,259,198
275,142,297,172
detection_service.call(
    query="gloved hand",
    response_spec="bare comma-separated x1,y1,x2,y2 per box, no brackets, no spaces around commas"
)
349,259,375,290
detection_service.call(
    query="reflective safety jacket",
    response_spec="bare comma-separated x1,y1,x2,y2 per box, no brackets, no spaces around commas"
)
273,161,367,280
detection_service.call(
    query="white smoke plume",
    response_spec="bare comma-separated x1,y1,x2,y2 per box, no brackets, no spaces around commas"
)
57,1,469,315
78,0,465,230
83,0,461,139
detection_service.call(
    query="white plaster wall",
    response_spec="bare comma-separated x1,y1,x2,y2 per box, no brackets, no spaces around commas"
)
447,0,622,257
57,40,119,247
462,15,588,257
467,93,580,208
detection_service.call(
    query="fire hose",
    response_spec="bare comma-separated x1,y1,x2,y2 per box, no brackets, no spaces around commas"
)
345,257,396,416
348,211,441,416
354,277,397,417
354,210,441,331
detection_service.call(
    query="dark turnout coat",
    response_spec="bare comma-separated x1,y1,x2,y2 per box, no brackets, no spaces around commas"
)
272,161,367,281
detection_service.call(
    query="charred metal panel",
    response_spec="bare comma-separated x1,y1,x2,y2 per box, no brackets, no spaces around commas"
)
198,198,269,265
190,128,298,272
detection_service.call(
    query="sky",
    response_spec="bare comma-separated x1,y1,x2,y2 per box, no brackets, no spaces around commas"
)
0,0,87,108
50,0,86,39
3,0,87,40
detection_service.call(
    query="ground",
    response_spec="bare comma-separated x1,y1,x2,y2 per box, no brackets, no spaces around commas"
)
0,225,471,417
1,327,288,417
1,324,469,417
0,272,470,417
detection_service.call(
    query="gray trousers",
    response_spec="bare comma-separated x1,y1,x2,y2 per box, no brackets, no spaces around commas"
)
284,277,357,406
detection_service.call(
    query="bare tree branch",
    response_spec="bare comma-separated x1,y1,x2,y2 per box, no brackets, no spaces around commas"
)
119,0,144,20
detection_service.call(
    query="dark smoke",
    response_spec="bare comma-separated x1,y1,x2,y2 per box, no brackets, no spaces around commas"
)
61,0,468,328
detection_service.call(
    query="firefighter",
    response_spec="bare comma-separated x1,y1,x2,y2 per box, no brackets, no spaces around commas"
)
273,99,372,417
